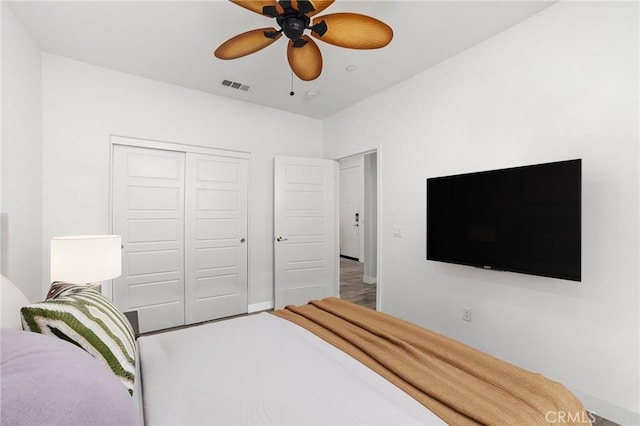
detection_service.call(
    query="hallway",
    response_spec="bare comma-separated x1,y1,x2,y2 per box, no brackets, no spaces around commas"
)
339,257,376,309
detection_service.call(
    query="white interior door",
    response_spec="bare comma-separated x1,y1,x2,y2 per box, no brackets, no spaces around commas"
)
112,145,186,333
340,165,360,259
274,156,339,309
184,153,248,324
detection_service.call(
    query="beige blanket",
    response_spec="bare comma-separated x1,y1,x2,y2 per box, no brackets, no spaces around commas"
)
273,298,588,426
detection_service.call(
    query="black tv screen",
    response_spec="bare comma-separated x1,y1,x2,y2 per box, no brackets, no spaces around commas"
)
427,159,581,281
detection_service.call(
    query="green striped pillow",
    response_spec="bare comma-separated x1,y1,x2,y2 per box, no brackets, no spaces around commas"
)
21,283,136,395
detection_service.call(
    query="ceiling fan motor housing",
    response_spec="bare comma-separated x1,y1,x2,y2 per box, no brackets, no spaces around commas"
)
277,9,311,40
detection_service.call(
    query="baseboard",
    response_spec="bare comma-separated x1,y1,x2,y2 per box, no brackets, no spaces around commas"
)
248,301,274,313
572,389,640,425
363,275,376,284
340,255,359,261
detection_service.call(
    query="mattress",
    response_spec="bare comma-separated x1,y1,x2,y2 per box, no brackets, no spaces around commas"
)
138,312,446,425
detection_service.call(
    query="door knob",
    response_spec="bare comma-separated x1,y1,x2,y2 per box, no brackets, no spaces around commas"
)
240,238,246,243
276,236,288,242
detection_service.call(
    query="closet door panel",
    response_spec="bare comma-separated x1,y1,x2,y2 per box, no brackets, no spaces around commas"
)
112,145,186,333
185,154,248,324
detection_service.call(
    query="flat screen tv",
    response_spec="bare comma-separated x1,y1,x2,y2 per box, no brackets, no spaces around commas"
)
426,159,581,281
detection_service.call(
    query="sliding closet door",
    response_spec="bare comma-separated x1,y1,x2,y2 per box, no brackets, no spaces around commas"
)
184,154,248,324
112,138,250,333
112,145,186,333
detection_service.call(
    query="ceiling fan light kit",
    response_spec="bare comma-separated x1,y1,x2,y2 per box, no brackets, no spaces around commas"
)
214,0,393,81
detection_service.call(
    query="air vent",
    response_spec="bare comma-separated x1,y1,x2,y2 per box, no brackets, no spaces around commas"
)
221,80,251,92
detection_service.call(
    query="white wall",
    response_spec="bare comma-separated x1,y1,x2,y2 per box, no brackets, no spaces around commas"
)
41,54,323,306
1,4,43,302
324,2,639,423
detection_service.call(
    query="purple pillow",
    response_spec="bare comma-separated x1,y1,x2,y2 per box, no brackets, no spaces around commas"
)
1,329,137,426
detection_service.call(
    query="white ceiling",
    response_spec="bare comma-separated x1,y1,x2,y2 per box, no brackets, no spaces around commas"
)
7,1,554,119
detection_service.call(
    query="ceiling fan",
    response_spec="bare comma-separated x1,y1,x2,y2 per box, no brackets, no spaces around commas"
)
214,0,393,81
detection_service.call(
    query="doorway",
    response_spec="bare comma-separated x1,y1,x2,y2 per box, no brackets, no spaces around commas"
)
338,151,377,310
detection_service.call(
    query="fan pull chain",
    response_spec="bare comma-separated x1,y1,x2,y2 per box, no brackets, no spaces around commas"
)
290,72,295,96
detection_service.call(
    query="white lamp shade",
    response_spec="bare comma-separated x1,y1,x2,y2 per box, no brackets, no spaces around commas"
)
51,235,122,284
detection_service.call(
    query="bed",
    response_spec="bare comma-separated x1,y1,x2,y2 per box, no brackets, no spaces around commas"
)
1,275,589,425
139,297,588,425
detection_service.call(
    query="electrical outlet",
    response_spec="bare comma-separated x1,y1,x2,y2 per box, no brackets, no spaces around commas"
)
462,306,472,322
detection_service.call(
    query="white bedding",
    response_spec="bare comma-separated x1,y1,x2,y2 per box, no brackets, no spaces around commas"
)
138,312,446,425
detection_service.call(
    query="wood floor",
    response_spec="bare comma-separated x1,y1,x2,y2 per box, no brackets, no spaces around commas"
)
592,414,619,426
339,257,376,309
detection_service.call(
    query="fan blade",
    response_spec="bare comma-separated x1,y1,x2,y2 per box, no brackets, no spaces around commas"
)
279,1,293,11
287,1,331,16
305,0,334,16
311,13,393,49
214,27,282,59
230,0,283,17
287,36,322,81
289,0,314,15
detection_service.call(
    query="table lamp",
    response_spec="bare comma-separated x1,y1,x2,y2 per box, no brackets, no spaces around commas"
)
50,235,122,290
